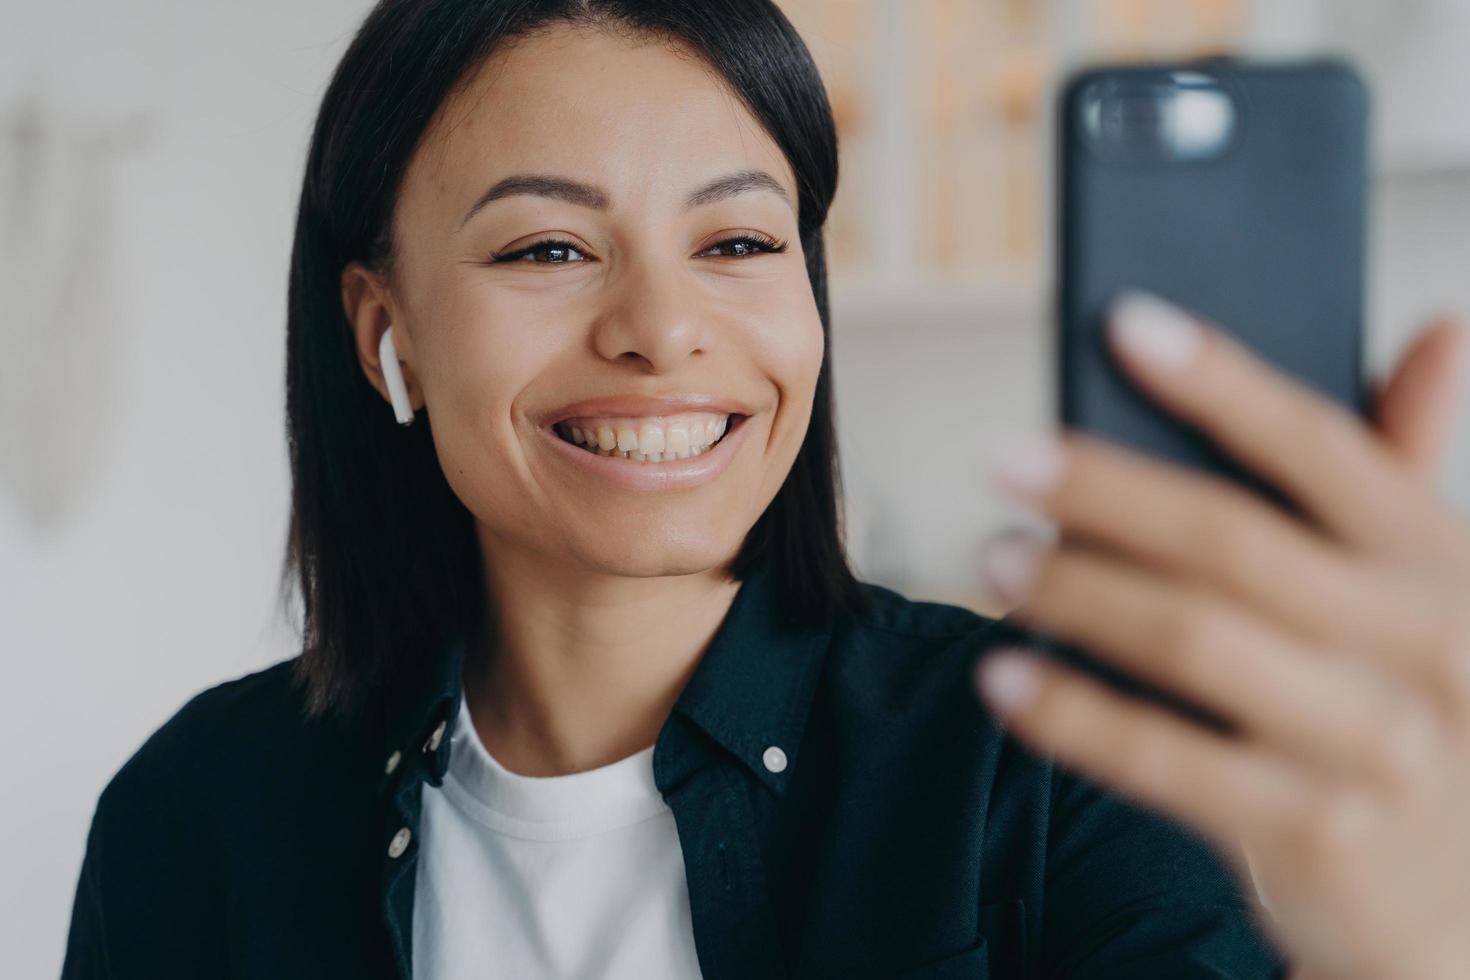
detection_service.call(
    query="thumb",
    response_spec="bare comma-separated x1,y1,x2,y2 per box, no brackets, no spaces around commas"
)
1372,315,1470,483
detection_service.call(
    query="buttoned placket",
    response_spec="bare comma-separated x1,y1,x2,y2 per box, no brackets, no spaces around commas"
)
380,707,455,980
649,621,829,980
674,764,788,979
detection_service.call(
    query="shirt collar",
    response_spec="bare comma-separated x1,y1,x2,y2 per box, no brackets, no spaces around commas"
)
376,557,834,800
657,557,835,798
376,625,466,796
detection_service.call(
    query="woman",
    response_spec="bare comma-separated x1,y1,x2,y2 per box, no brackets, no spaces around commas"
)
60,1,1470,978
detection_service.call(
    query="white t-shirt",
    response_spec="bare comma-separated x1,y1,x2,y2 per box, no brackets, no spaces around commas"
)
412,691,704,979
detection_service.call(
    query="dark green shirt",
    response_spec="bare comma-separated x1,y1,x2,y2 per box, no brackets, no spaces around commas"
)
61,558,1289,978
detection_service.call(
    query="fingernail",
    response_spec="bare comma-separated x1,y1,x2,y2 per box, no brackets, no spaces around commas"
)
981,536,1044,605
974,649,1040,712
1108,290,1202,371
982,432,1066,496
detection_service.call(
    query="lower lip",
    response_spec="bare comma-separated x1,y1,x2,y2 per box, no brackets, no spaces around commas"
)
537,415,752,492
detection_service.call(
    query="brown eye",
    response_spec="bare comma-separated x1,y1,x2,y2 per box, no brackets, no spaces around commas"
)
702,233,787,257
491,238,589,264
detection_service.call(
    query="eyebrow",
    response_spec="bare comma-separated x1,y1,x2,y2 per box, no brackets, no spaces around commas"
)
457,168,792,229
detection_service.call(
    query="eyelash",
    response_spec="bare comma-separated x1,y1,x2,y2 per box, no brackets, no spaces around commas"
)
490,232,788,264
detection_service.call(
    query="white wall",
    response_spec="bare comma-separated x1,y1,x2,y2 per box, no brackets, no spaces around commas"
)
3,2,1468,976
0,3,370,974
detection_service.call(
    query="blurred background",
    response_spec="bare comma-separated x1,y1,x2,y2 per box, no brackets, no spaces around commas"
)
3,1,1468,974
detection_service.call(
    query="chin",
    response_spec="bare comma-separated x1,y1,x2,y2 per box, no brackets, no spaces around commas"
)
573,526,745,580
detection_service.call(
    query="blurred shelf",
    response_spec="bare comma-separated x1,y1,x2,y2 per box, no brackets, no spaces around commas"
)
829,277,1048,332
777,0,1252,334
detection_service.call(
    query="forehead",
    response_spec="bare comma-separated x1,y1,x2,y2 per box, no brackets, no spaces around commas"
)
403,22,798,221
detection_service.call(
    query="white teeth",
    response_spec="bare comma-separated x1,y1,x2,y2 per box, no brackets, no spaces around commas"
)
666,424,689,459
556,413,734,462
638,423,665,455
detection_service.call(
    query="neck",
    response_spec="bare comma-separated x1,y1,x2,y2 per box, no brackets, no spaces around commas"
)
463,539,743,777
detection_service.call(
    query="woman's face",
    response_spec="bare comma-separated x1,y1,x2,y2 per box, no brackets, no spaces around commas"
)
354,24,823,579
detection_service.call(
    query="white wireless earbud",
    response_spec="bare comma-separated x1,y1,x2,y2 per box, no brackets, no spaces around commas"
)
379,324,415,425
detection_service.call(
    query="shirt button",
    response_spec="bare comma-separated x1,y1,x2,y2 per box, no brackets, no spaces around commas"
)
423,718,447,753
387,826,412,859
762,745,788,774
384,749,402,775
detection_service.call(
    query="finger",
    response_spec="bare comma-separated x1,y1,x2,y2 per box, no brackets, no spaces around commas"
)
1373,315,1470,484
1105,290,1441,559
984,430,1437,663
972,647,1309,852
985,538,1433,787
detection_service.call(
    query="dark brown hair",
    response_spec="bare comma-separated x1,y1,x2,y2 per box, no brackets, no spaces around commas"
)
281,0,871,725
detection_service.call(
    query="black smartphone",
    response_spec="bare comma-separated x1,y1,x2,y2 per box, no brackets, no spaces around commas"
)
1058,57,1370,506
1026,58,1370,730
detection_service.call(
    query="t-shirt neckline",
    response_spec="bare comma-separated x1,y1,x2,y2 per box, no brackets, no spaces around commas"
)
440,691,670,841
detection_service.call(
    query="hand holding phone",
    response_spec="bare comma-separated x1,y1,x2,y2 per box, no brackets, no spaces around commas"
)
975,55,1470,980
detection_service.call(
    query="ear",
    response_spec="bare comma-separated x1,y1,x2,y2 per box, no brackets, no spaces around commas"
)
341,261,422,414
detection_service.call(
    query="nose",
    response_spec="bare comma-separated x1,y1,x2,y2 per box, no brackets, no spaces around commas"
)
590,256,714,373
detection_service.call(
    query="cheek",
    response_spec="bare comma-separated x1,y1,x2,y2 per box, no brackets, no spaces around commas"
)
795,313,826,390
418,292,561,491
755,293,825,430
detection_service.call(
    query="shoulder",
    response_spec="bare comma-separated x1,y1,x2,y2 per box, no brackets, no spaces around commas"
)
852,578,1003,641
66,659,366,974
830,578,1013,687
102,658,299,787
91,656,367,831
816,578,1061,817
812,577,1026,755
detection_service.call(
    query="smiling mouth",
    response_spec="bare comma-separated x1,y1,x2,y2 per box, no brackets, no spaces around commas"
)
551,412,742,462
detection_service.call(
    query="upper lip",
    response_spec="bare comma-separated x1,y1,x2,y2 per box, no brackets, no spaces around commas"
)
540,393,754,426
